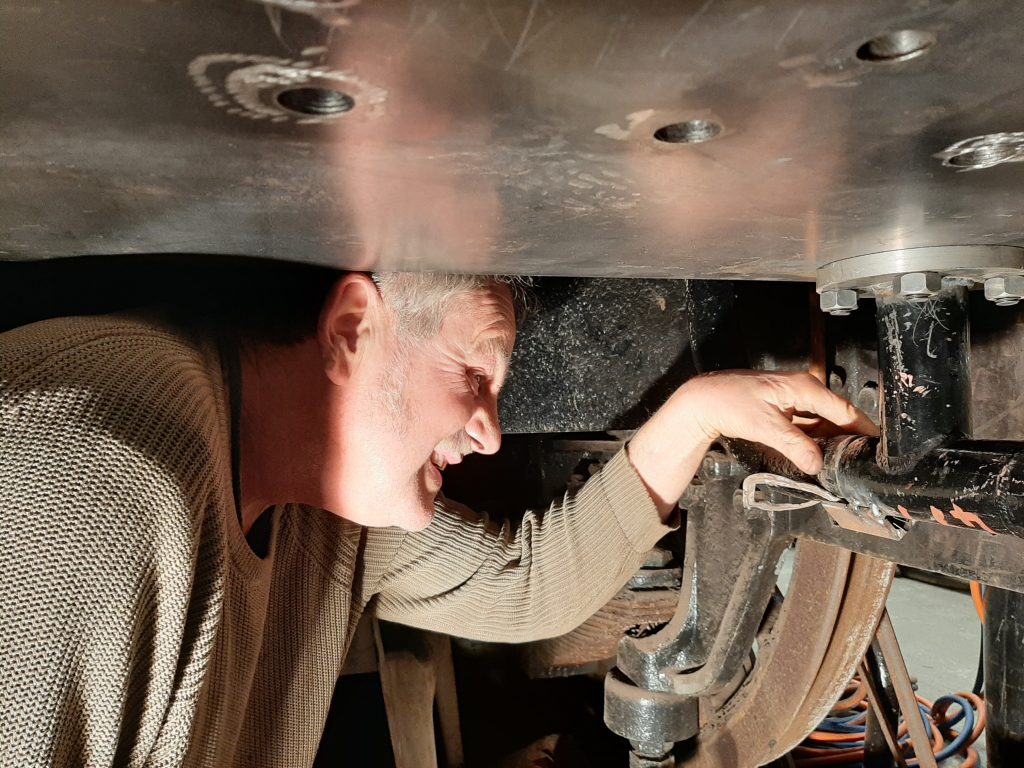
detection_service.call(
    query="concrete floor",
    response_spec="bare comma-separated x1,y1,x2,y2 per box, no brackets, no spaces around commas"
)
778,554,987,765
888,572,986,766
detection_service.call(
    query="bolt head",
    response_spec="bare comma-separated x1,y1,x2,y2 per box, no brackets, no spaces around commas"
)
984,275,1024,306
820,289,858,315
895,272,942,299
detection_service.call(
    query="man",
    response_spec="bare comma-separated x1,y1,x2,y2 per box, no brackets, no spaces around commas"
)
0,270,873,766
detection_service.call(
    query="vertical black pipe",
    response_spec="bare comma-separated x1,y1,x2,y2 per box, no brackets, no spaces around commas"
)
874,285,971,472
872,283,1024,765
863,708,894,768
986,588,1024,765
860,643,905,765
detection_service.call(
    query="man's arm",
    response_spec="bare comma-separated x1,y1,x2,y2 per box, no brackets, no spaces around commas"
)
628,370,877,519
373,371,874,643
373,447,672,643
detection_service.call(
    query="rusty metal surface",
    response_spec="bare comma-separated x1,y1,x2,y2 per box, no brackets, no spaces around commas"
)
3,1,1024,277
770,555,896,760
859,646,912,768
871,612,939,768
616,453,790,695
686,541,852,767
684,551,894,767
608,449,898,767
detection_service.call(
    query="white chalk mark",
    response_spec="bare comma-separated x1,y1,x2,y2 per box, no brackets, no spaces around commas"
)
263,4,291,52
775,8,804,50
485,1,514,54
925,320,939,359
593,17,624,68
658,0,715,61
737,5,765,22
505,0,540,70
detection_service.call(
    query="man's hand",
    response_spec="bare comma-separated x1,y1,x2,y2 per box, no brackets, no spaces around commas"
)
626,371,877,520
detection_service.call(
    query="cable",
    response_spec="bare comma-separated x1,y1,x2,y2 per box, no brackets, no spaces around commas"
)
970,581,986,623
972,622,985,699
970,582,986,698
794,677,987,766
793,570,989,765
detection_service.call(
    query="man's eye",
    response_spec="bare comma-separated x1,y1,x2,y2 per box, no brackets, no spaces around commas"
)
469,372,486,393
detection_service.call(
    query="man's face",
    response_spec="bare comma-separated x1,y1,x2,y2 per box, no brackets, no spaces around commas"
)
333,283,515,530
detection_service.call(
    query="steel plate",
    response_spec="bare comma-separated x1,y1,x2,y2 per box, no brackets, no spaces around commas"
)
2,1,1024,277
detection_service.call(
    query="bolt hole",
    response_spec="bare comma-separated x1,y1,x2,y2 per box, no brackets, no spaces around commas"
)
946,144,1020,169
856,30,935,63
276,87,355,116
654,120,722,145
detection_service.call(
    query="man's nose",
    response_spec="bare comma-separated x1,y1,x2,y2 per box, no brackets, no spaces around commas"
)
466,397,502,455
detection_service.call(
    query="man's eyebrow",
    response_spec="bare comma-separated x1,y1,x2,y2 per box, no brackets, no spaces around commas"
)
476,336,513,371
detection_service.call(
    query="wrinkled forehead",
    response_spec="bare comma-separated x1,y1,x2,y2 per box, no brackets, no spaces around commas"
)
448,284,517,362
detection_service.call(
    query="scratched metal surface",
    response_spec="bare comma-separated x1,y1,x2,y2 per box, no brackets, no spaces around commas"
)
2,0,1024,278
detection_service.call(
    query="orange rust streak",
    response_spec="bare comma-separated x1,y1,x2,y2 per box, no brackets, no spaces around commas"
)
950,502,997,534
930,506,950,525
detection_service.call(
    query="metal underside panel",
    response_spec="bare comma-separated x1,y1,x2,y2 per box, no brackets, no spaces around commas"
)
2,0,1023,278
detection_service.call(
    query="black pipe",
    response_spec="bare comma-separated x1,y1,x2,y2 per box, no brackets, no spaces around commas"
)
874,286,972,472
818,436,1024,537
986,588,1024,765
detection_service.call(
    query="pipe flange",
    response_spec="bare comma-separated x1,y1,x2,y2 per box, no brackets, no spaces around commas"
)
817,245,1024,293
816,245,1024,314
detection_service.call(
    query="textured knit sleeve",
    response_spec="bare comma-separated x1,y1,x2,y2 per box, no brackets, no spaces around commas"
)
0,315,230,768
373,449,676,643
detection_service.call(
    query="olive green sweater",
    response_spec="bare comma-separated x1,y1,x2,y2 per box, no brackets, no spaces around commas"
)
0,313,671,767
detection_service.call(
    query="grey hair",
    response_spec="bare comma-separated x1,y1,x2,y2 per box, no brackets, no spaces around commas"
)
371,272,533,339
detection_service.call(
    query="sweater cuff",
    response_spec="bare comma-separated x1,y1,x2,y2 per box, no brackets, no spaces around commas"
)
598,448,679,552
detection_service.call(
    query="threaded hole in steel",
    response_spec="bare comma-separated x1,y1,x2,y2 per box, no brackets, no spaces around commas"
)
946,144,1019,169
856,30,935,62
654,120,722,145
276,87,354,116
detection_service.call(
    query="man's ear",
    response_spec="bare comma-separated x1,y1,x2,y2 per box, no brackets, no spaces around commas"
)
318,273,385,385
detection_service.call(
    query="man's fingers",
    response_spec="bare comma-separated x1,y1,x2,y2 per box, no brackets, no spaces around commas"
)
850,409,881,437
781,374,878,437
750,410,824,475
793,416,845,439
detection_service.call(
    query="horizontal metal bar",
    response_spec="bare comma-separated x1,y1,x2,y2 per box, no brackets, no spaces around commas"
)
821,436,1024,537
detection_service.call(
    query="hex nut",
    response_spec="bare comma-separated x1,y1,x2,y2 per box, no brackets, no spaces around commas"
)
820,289,859,315
642,547,674,569
857,384,880,417
894,272,942,299
984,275,1024,306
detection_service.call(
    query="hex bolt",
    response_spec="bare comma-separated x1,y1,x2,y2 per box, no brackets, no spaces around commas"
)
894,272,942,302
820,289,859,316
984,275,1024,307
630,741,674,768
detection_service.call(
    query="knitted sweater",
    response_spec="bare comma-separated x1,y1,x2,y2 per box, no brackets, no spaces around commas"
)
0,313,671,767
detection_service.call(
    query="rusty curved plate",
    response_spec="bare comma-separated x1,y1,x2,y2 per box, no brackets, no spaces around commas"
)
687,544,894,767
769,554,896,760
